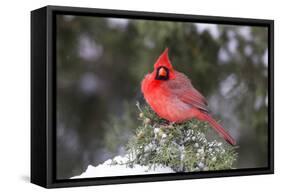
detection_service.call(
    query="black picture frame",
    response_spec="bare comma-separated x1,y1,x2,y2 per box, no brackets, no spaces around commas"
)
31,5,274,188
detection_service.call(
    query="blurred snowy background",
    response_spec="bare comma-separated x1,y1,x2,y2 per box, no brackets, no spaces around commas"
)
56,15,268,179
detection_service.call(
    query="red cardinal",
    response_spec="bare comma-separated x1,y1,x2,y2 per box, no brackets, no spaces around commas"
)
141,48,236,145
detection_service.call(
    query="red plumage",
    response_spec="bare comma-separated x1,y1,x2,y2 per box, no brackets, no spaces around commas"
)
141,48,236,145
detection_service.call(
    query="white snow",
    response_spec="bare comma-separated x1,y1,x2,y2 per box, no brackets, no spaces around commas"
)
107,18,129,30
262,49,268,67
79,73,99,94
78,35,103,60
195,23,220,39
71,155,174,179
238,26,252,42
218,48,230,63
219,74,238,97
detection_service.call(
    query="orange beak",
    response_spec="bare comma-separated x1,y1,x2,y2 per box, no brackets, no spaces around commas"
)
158,67,167,77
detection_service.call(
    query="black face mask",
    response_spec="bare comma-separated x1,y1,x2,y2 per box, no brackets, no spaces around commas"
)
155,66,169,80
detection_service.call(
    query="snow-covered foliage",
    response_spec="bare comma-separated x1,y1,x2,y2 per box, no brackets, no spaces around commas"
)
126,102,237,172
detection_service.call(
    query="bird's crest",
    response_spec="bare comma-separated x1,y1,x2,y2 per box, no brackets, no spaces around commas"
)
154,48,173,70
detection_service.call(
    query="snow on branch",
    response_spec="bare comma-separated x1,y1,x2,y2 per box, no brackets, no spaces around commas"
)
126,102,237,172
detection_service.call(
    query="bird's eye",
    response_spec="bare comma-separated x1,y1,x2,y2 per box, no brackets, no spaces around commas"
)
156,66,169,80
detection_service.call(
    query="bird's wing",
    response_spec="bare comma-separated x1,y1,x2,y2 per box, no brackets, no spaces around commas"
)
179,88,209,113
165,72,209,113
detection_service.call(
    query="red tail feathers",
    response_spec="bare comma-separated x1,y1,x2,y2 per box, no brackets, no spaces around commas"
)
201,113,236,145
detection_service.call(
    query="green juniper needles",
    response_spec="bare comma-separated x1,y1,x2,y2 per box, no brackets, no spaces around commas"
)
125,102,237,172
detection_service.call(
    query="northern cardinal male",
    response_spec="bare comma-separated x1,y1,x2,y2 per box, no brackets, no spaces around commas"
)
141,48,236,145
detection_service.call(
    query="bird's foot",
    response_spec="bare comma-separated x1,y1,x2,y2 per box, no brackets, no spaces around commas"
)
168,122,176,128
158,122,175,129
